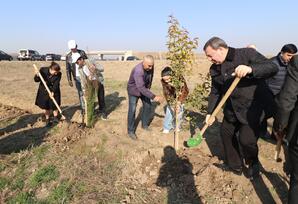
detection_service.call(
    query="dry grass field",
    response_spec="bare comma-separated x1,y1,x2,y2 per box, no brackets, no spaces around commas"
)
0,60,290,203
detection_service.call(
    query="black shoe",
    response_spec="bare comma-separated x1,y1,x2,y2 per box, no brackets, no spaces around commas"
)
128,132,137,140
99,113,107,120
78,123,86,129
248,161,260,180
45,119,52,127
52,117,60,124
231,167,243,176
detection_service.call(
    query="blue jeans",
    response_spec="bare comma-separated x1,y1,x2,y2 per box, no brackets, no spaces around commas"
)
127,95,151,134
75,77,85,113
163,104,184,131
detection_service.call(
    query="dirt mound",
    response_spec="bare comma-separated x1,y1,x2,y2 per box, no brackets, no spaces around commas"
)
0,103,28,121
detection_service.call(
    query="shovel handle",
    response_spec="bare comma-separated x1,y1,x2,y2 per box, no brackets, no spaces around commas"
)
201,77,241,137
210,77,241,119
274,138,282,161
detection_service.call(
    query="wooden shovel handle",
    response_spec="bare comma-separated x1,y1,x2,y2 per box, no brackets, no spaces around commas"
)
274,138,282,161
201,77,241,136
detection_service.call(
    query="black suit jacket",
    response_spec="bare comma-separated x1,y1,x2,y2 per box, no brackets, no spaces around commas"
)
274,55,298,145
207,47,278,125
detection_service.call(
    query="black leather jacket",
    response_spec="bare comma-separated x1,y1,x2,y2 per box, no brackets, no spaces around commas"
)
65,49,88,82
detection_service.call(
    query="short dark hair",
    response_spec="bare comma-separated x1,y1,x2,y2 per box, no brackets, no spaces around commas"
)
281,44,297,54
203,37,228,51
50,61,60,72
161,66,172,77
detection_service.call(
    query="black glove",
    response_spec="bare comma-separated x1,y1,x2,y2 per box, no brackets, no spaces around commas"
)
68,80,73,87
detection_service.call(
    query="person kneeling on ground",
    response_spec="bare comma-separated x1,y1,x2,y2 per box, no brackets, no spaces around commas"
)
161,67,189,133
34,62,62,127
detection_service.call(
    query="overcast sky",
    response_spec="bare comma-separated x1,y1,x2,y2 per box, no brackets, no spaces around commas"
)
1,0,297,55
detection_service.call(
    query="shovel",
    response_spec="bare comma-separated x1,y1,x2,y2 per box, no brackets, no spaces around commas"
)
33,64,66,120
187,76,241,147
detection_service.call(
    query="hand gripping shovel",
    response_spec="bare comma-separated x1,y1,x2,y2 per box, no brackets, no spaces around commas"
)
187,76,241,147
33,64,66,120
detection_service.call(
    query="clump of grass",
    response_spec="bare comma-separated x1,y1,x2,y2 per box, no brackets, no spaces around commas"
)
0,163,6,172
11,177,25,190
7,192,36,204
48,125,60,135
0,117,19,129
30,164,59,188
47,180,73,203
0,177,10,190
32,145,49,161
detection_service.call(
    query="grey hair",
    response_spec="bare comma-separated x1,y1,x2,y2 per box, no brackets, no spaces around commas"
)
203,37,228,51
143,55,154,63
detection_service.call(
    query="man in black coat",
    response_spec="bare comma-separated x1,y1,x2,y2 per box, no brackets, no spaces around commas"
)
260,44,297,138
204,37,278,179
273,55,298,204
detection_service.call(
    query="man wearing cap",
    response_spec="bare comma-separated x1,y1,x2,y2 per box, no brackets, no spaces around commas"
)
66,40,88,114
127,55,163,140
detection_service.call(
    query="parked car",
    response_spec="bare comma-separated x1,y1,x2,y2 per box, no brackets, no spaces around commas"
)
126,56,140,61
60,56,66,61
17,49,42,61
41,54,46,61
45,54,61,61
0,50,13,61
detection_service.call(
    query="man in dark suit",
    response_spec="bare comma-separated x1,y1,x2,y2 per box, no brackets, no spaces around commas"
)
273,55,298,203
204,37,278,179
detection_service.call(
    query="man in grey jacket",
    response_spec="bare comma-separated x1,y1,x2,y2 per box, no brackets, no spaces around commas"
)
127,55,163,140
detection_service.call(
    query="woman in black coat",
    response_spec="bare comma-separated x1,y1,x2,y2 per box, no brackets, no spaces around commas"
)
34,62,61,126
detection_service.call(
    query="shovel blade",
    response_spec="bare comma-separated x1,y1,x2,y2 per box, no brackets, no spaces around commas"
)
187,133,203,147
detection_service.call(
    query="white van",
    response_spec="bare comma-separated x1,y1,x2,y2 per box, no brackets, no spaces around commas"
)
18,49,42,61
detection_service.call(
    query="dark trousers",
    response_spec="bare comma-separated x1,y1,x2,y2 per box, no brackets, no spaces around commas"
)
288,145,298,204
97,82,106,113
220,118,259,169
127,95,151,134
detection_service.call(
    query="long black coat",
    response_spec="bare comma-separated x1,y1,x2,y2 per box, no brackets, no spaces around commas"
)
207,47,278,125
274,55,298,145
34,67,62,110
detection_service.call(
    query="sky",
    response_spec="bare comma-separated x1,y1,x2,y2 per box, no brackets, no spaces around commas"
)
1,0,297,55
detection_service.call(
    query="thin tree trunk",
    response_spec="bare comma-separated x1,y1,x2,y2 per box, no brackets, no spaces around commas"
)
174,98,179,150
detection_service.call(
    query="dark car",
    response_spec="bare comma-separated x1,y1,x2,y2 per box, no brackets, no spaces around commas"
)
45,54,61,61
0,50,13,61
126,56,140,61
